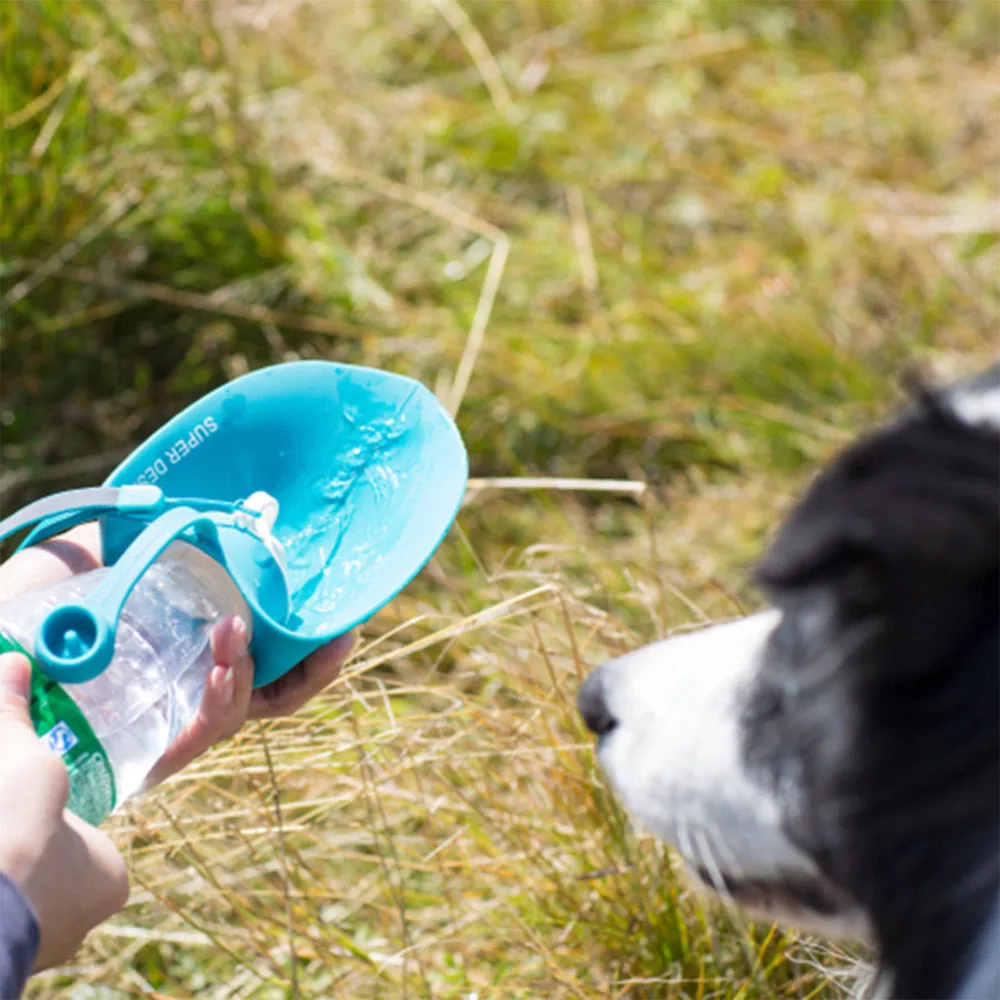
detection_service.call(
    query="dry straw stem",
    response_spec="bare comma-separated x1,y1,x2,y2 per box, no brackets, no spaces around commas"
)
341,583,562,682
326,165,511,418
550,28,750,78
427,0,514,118
4,48,97,132
466,476,647,497
2,192,141,309
25,48,103,159
9,261,365,339
565,184,599,297
0,447,132,504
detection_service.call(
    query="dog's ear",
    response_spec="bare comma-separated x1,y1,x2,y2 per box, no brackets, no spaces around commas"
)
759,402,999,584
757,394,999,669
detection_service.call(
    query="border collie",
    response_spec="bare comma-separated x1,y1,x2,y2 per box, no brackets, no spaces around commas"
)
578,363,999,999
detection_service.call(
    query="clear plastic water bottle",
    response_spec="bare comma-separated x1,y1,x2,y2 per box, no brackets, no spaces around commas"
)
0,541,249,826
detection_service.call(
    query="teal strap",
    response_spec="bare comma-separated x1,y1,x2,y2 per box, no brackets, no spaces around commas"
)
11,490,254,553
35,506,228,684
0,486,165,554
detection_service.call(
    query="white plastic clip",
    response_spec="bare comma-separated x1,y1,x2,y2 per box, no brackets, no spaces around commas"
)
234,491,290,589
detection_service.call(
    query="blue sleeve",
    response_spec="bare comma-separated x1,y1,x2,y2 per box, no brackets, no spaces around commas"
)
0,873,39,1000
955,894,1000,1000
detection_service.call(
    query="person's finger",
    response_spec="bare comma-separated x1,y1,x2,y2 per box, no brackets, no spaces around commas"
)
0,523,102,603
141,615,254,789
203,614,256,740
0,652,33,727
248,631,355,720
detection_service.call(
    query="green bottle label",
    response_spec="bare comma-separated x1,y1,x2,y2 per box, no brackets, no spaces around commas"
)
0,632,117,826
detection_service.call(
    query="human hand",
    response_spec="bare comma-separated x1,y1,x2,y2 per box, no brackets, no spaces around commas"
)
0,522,355,787
0,652,129,970
141,619,354,788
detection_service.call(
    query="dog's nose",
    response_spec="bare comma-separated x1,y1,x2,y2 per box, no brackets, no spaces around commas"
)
577,668,618,737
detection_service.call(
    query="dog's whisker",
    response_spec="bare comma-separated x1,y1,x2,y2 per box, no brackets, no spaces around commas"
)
675,811,699,886
690,824,732,904
703,821,746,885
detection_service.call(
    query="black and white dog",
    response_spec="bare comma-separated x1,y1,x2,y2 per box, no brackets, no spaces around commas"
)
578,363,999,999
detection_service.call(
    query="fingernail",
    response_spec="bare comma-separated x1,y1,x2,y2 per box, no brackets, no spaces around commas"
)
216,664,236,707
231,616,249,656
0,653,31,698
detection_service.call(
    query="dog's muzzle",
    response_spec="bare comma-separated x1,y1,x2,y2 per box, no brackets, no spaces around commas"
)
577,667,618,737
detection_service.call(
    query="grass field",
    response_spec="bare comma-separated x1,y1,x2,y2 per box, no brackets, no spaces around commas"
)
3,1,999,997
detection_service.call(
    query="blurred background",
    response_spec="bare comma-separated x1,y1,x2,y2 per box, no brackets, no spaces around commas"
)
2,1,998,997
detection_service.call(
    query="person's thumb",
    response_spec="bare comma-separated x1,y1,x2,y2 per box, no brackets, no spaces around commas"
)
0,652,33,726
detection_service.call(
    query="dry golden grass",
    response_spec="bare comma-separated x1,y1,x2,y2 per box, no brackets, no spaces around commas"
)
28,476,871,999
6,0,998,996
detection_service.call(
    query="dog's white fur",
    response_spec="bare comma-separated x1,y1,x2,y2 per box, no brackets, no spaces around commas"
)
950,383,1000,431
596,611,870,940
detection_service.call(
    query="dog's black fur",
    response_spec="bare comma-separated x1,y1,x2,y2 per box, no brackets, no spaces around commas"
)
744,367,1000,997
579,364,999,996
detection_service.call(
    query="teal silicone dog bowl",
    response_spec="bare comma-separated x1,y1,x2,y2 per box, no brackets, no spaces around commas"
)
3,362,467,687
